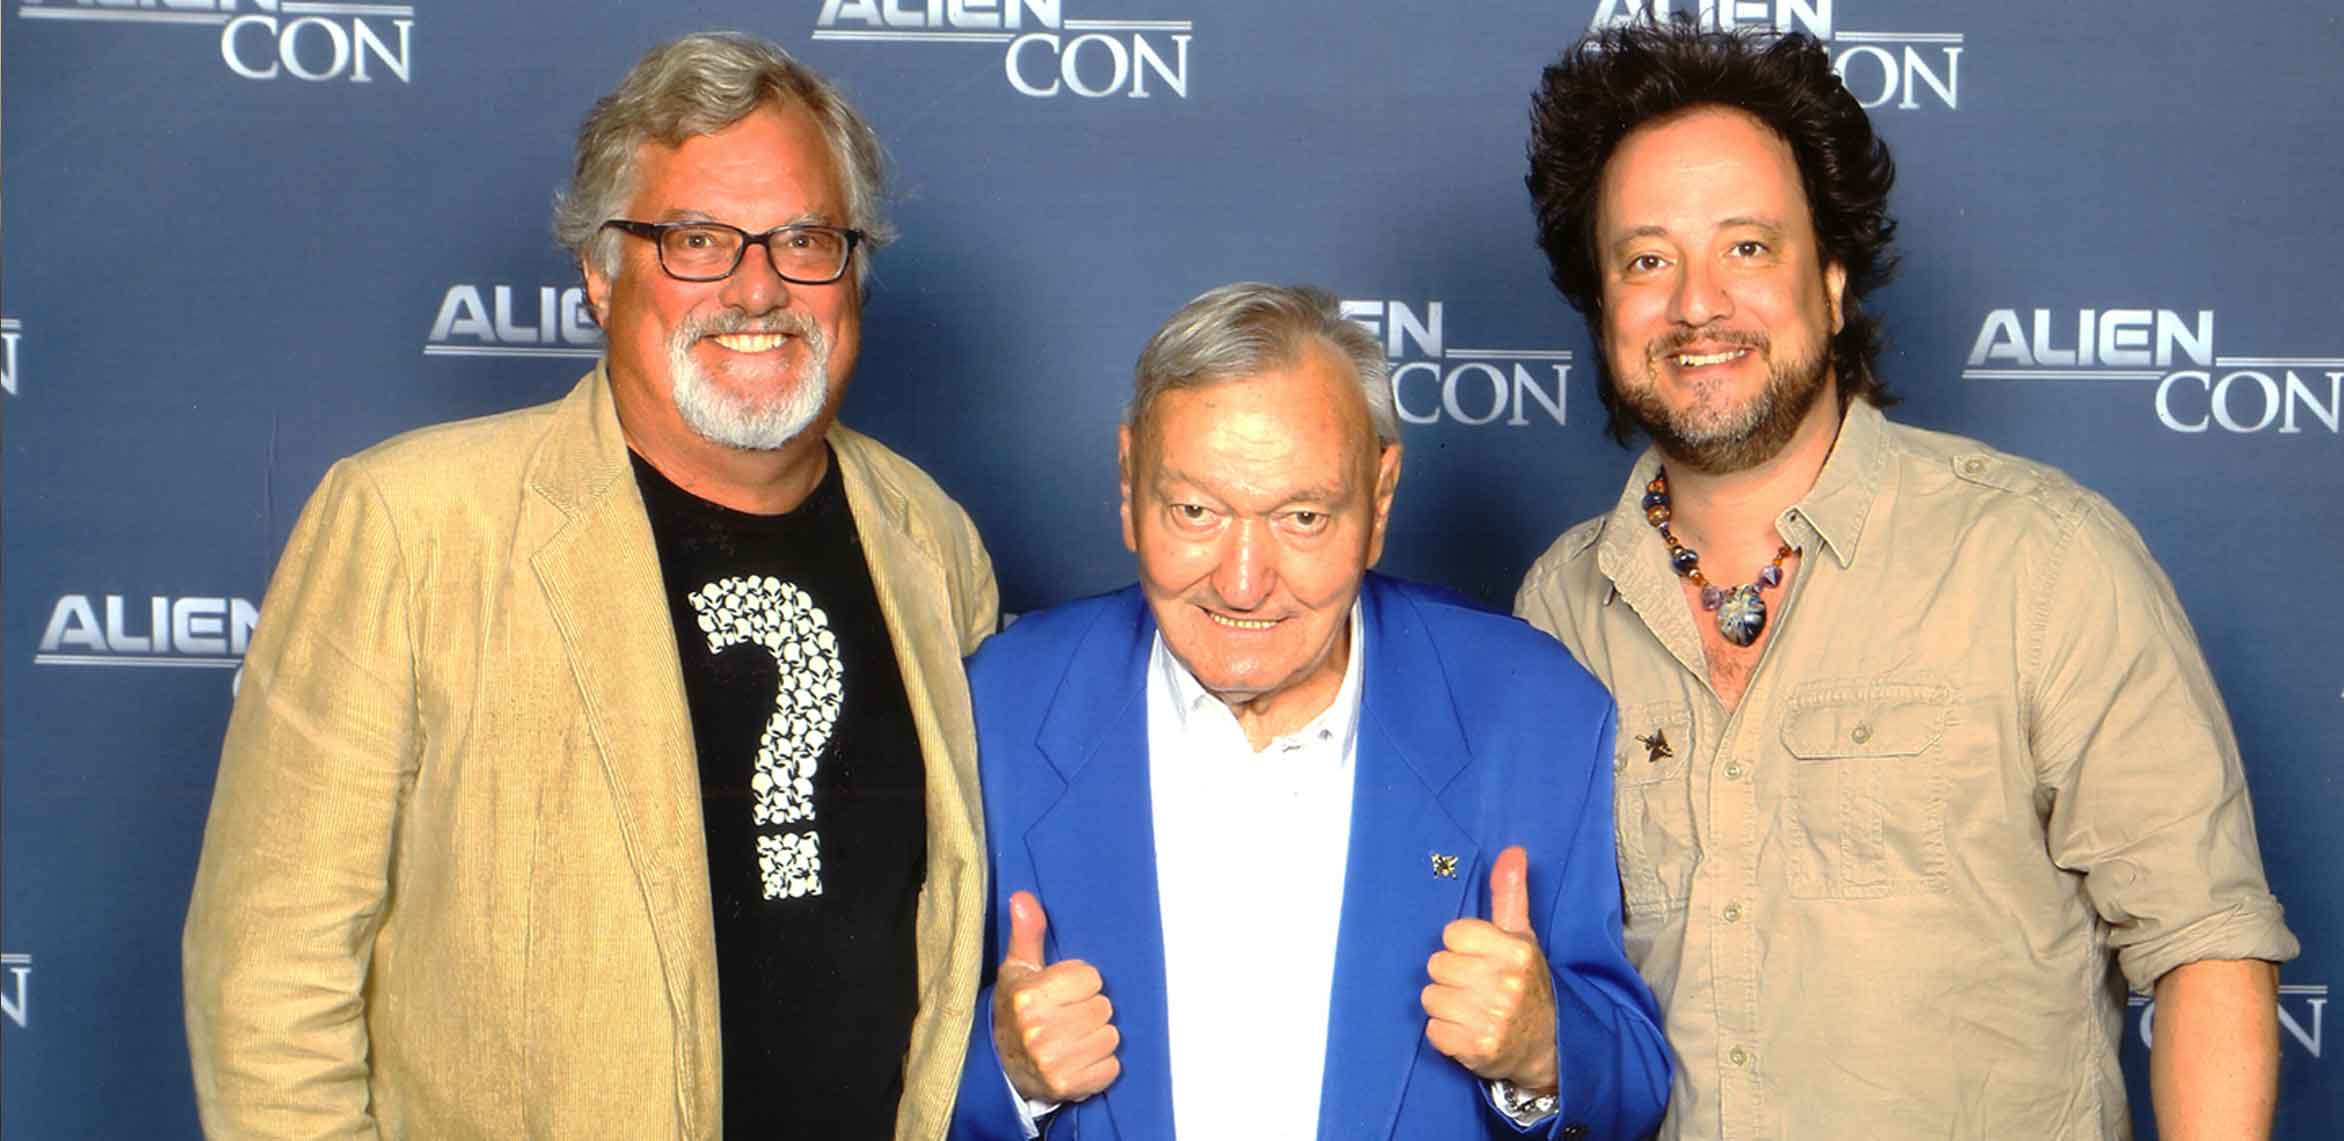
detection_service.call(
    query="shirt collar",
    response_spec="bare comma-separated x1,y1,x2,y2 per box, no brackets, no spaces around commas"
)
1151,600,1367,756
1790,397,1889,569
1592,397,1891,583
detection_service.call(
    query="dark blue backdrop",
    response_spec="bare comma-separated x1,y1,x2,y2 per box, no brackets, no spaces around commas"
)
6,1,2340,1135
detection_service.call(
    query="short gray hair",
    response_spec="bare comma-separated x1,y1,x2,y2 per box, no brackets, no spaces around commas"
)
1129,282,1399,447
552,32,894,286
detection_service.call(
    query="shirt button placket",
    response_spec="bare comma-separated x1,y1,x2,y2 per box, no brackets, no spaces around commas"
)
1712,701,1768,1140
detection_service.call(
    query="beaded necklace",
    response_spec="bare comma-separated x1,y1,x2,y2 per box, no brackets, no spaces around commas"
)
1642,467,1796,648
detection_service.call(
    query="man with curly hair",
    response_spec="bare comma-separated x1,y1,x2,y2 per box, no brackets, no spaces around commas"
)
1513,19,2295,1140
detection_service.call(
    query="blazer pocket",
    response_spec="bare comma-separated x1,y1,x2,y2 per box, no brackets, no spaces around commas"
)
1613,700,1698,920
1780,679,1954,899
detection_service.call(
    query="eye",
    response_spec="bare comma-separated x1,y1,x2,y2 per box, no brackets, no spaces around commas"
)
1623,252,1668,275
1728,240,1769,259
1285,509,1330,533
1170,503,1212,524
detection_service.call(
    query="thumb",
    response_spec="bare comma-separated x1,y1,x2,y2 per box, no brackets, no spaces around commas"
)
1488,846,1532,936
1005,890,1050,969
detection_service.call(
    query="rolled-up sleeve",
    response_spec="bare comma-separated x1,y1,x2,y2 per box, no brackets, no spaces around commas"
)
2027,495,2297,992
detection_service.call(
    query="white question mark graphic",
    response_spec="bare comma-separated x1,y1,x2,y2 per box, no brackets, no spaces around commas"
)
690,575,844,900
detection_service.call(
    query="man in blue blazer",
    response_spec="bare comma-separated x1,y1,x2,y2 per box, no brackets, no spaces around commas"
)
951,284,1670,1139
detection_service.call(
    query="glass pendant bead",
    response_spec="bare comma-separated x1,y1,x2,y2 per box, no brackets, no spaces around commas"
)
1716,585,1767,647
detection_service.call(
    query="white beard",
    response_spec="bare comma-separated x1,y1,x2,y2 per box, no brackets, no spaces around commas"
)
666,313,831,452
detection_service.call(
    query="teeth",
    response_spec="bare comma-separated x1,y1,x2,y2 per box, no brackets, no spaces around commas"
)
1674,348,1749,367
711,333,790,352
1207,612,1277,630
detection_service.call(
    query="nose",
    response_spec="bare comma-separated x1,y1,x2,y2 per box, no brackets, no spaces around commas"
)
718,238,795,314
1211,518,1276,611
1668,256,1732,328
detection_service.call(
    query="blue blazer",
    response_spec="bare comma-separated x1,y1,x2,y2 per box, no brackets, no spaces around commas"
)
950,575,1670,1140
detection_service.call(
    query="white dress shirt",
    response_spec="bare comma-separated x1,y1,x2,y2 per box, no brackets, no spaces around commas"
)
1144,604,1365,1139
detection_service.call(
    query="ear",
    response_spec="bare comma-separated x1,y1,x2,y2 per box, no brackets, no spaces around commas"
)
1117,423,1138,554
1824,259,1848,335
1364,442,1403,568
582,254,614,328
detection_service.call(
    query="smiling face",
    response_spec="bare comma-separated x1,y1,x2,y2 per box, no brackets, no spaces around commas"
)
1120,341,1401,724
584,102,861,455
1594,106,1848,474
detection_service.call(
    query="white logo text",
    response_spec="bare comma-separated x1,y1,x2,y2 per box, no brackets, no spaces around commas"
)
1342,300,1572,428
20,1,414,84
814,0,1192,100
426,285,603,360
1590,0,1962,109
37,594,259,668
1965,308,2342,436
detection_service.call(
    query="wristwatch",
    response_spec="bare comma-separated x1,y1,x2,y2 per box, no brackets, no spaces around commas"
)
1493,1079,1560,1122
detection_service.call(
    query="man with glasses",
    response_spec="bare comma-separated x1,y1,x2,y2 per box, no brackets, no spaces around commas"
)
183,33,998,1139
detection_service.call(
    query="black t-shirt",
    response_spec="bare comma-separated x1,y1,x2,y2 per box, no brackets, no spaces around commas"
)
632,448,926,1137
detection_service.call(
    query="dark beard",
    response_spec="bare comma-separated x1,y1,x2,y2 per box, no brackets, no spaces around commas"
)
1611,335,1831,476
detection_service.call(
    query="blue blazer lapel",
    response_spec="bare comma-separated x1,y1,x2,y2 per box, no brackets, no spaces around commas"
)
1317,577,1479,1141
1022,591,1177,1140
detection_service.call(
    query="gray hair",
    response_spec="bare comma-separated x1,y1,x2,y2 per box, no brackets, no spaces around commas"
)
552,32,894,286
1129,282,1400,447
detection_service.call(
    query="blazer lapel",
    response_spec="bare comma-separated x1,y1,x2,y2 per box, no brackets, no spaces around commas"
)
1022,593,1177,1141
831,431,988,1135
525,369,720,1134
1317,577,1477,1141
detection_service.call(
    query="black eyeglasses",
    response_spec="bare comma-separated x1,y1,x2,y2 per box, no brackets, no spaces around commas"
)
601,219,864,284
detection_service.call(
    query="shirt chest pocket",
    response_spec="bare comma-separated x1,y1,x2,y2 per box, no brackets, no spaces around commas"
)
1613,700,1699,920
1780,681,1954,899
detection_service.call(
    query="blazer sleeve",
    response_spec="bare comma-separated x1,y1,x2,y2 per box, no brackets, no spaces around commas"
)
1538,703,1672,1140
183,458,422,1139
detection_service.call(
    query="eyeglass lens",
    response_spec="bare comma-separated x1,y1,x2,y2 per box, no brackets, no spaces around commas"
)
660,224,848,281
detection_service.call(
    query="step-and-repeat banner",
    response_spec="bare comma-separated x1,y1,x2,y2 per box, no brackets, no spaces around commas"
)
6,2,2340,1135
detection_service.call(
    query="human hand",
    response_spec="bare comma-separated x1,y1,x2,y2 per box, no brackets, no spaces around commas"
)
1421,846,1560,1094
992,891,1121,1104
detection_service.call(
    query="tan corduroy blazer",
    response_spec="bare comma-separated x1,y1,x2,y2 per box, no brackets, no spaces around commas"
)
183,368,997,1139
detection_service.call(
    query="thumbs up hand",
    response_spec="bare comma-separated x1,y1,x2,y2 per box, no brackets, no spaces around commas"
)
1421,846,1560,1094
993,891,1122,1104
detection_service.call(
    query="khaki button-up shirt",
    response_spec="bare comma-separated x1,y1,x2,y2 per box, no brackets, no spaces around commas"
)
1514,401,2296,1141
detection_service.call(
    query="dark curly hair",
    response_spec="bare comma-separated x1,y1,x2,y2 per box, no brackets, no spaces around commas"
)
1527,18,1899,444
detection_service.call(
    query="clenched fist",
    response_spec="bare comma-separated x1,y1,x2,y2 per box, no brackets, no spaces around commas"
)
992,891,1122,1104
1420,846,1560,1094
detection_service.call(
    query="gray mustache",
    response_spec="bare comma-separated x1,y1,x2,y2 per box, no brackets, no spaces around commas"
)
675,308,821,340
